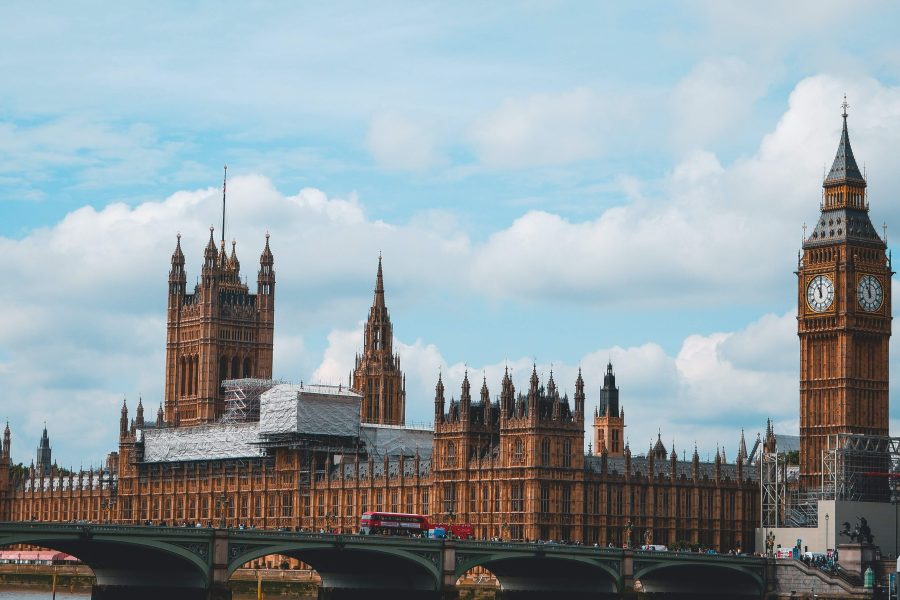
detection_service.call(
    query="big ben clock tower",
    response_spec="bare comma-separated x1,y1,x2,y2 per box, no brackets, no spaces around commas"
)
798,99,892,489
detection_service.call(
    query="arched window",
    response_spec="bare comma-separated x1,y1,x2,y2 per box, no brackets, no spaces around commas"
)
562,439,572,468
514,438,524,462
231,357,240,379
541,438,551,466
193,356,199,396
243,358,252,378
219,357,228,381
446,442,456,468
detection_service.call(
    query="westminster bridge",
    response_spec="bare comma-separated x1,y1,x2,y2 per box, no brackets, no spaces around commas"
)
0,522,770,599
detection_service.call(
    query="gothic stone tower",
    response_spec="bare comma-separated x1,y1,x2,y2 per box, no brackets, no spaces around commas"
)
798,102,891,488
36,426,51,476
164,229,275,427
593,362,625,457
352,256,406,425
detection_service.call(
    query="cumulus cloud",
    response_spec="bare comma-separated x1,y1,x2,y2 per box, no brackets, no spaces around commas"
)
671,57,771,151
366,112,442,171
311,311,797,456
5,74,900,469
0,175,470,464
470,75,900,308
468,88,612,169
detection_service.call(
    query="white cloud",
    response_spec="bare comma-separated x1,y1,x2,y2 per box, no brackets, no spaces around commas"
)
311,311,797,456
366,112,442,171
0,175,471,465
671,57,770,150
470,75,900,308
5,74,900,469
468,88,610,169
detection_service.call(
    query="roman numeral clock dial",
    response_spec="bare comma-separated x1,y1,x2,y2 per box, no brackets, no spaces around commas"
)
806,274,834,312
857,274,883,312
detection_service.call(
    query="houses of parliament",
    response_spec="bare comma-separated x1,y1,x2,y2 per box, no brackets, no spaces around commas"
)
0,105,890,554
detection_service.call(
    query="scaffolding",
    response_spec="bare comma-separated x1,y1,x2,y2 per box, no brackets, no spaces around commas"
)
760,433,900,529
760,449,786,528
823,433,899,502
220,378,283,423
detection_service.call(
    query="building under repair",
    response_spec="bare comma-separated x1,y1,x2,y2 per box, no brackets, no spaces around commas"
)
0,214,759,549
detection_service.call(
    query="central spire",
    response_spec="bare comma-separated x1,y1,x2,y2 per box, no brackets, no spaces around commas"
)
374,252,385,307
825,95,865,186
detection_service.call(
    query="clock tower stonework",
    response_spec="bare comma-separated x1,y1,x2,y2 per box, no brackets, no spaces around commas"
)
798,102,892,489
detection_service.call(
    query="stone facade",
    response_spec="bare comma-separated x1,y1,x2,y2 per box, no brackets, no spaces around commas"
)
164,230,275,427
0,252,758,551
797,105,891,488
352,256,406,426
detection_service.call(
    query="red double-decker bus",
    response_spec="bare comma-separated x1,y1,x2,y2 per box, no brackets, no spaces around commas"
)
359,511,429,535
431,522,474,540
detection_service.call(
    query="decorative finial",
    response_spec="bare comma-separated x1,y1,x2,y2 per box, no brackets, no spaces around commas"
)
221,165,228,245
841,94,849,119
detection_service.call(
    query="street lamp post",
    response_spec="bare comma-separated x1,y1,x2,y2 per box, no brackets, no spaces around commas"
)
216,493,230,529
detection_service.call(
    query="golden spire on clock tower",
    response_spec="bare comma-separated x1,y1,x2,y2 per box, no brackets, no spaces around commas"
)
797,98,891,489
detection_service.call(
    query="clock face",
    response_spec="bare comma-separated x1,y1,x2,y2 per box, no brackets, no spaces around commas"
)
857,275,883,312
806,274,835,312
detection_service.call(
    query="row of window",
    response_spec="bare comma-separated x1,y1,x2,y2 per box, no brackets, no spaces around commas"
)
443,437,575,468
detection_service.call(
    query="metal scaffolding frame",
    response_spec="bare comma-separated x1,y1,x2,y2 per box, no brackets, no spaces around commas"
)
823,433,899,503
220,378,283,423
761,433,900,529
760,450,786,528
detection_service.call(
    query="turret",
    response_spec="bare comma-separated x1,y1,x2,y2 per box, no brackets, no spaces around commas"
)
119,398,128,439
737,429,748,463
460,371,471,421
168,233,186,299
692,444,700,481
2,421,10,462
434,372,445,425
500,367,514,420
202,227,219,279
228,240,240,278
480,376,492,425
574,368,585,417
549,371,561,420
670,445,677,482
135,398,144,429
257,233,275,302
624,443,632,477
36,425,51,476
156,403,164,428
598,362,618,416
527,364,539,416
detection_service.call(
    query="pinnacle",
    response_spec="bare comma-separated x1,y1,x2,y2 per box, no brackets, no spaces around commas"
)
825,99,865,186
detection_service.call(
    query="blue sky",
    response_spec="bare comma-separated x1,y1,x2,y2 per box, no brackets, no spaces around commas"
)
3,1,900,466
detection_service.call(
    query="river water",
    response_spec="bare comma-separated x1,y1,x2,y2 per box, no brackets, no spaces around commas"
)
0,593,88,599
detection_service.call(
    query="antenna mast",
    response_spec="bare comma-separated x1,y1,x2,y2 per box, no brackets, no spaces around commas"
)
221,165,227,244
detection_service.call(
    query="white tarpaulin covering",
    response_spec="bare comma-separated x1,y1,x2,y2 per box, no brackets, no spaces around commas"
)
141,422,263,463
359,424,433,458
259,383,361,438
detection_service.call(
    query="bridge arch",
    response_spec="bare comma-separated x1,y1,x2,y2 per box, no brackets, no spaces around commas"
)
0,527,212,595
227,539,442,594
634,560,765,597
455,551,620,596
